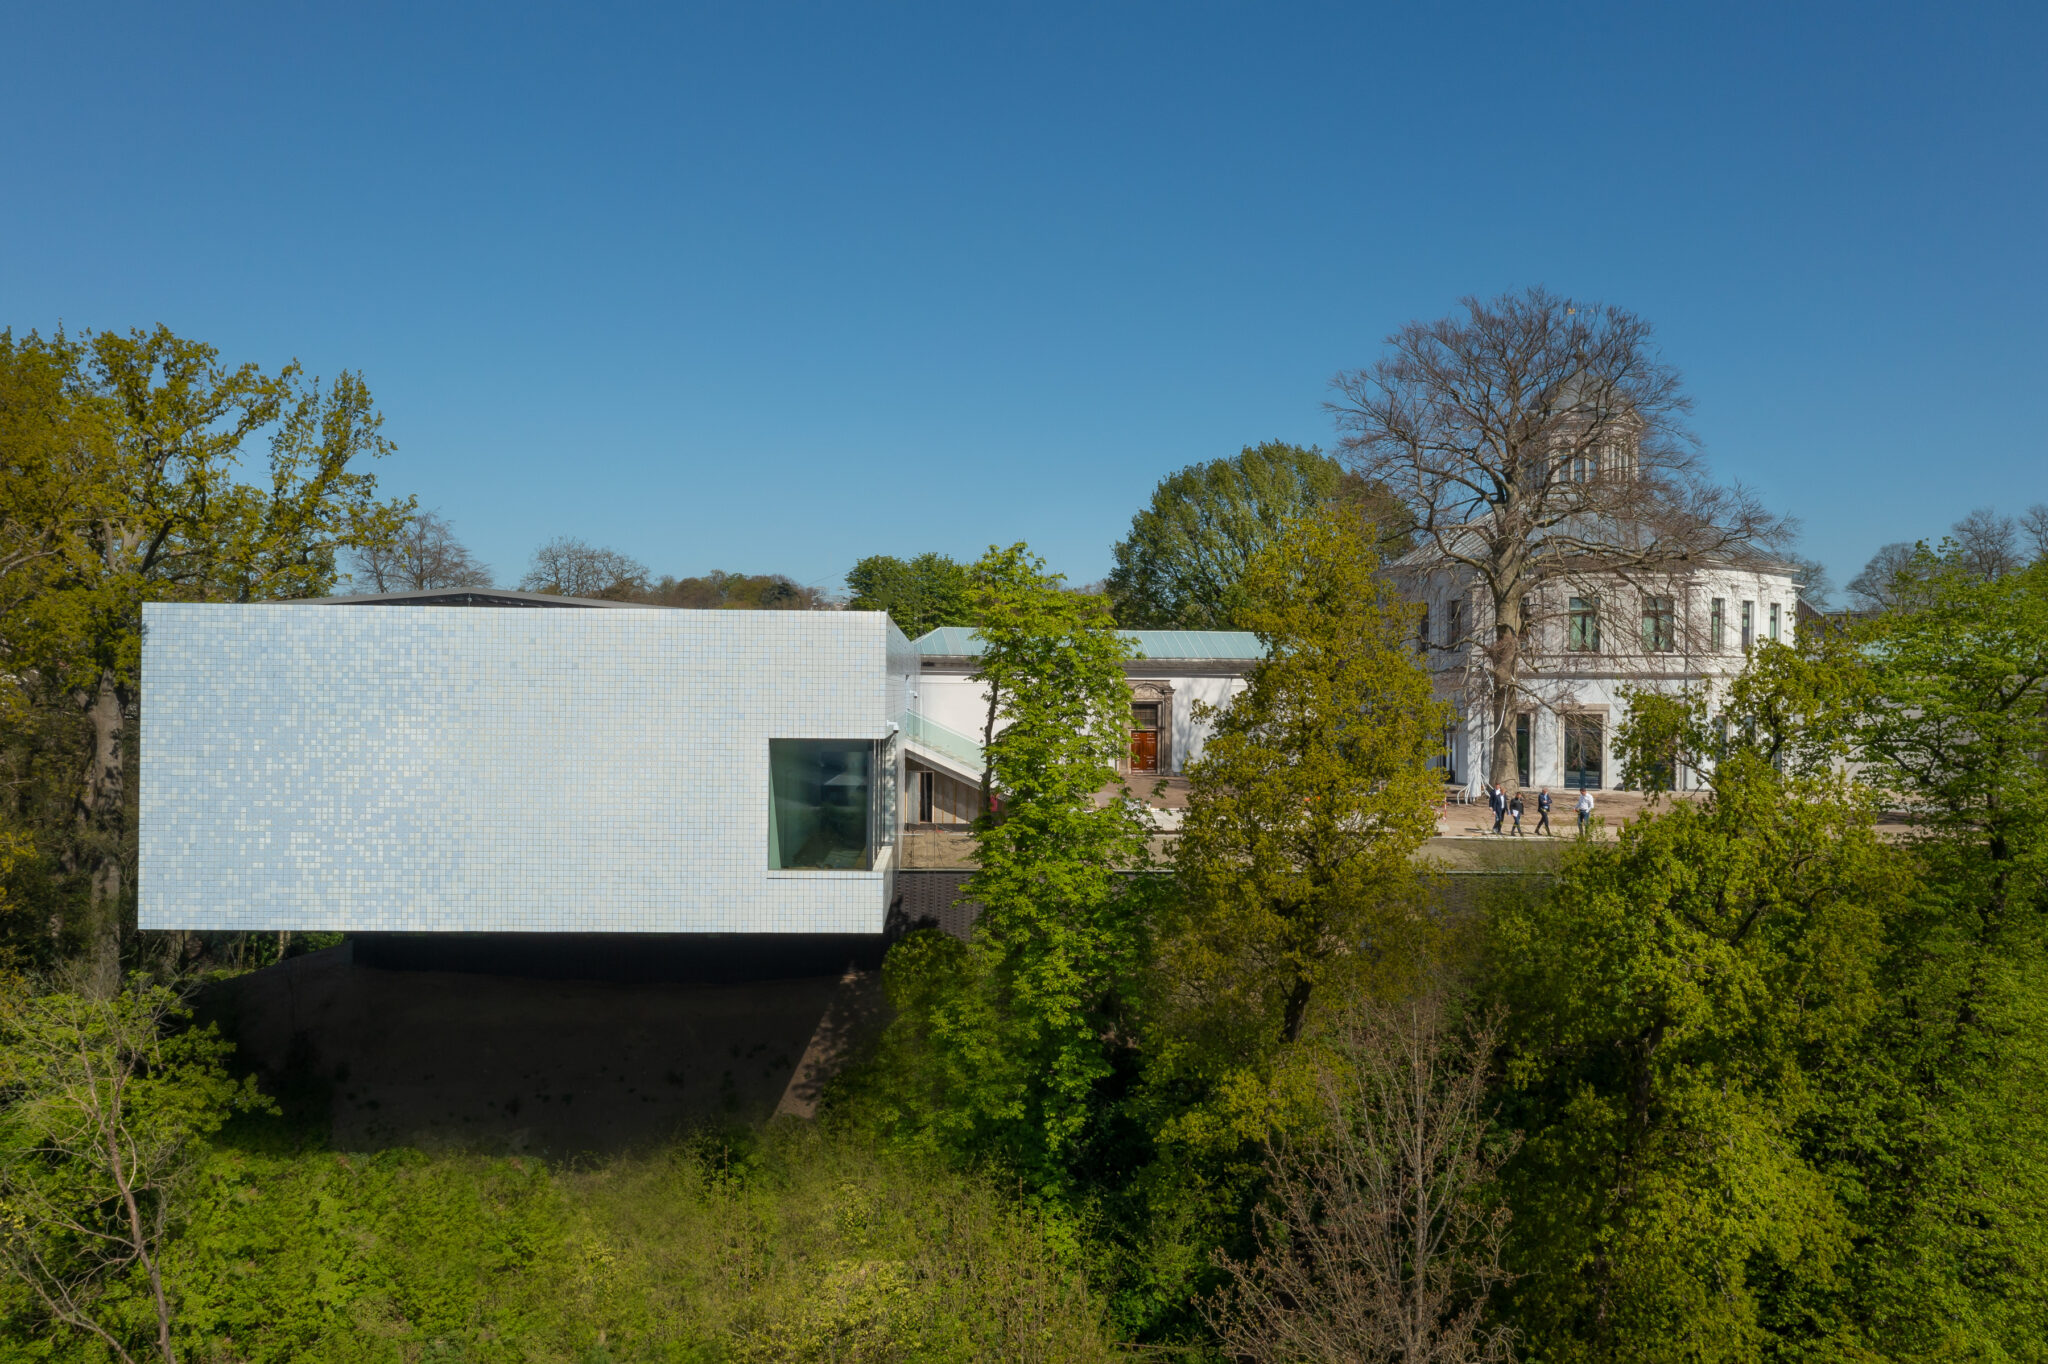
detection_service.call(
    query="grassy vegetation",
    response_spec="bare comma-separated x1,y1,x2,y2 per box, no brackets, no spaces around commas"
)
1,1121,1119,1363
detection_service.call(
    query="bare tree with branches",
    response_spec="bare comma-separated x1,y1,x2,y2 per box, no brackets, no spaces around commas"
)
518,536,650,600
1211,988,1518,1364
1330,288,1789,791
2023,504,2048,566
348,508,493,592
1848,541,1921,613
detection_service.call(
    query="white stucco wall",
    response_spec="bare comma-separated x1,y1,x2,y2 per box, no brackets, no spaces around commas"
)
912,663,1247,777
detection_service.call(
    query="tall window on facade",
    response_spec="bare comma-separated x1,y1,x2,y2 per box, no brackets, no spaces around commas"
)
1640,595,1676,652
769,739,879,870
1568,596,1601,652
1769,602,1781,641
1563,713,1604,789
1129,702,1162,775
1515,713,1531,787
1418,603,1430,651
1710,597,1726,651
1447,598,1465,645
1741,601,1755,650
1441,720,1458,781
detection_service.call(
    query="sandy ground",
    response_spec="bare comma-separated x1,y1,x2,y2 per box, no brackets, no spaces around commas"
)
208,946,881,1156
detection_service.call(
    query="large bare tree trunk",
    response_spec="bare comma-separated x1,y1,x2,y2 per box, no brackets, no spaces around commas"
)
1485,578,1527,793
76,669,128,998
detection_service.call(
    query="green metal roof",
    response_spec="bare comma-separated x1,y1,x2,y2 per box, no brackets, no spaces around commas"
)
914,626,1265,661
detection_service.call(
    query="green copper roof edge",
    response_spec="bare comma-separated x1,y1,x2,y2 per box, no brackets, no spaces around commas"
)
912,626,1266,660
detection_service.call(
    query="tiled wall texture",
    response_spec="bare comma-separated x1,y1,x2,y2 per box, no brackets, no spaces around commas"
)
140,604,916,935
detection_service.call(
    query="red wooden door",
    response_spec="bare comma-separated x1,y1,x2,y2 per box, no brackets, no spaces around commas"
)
1130,728,1159,773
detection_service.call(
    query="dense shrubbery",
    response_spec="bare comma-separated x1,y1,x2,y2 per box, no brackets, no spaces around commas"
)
1,1125,1118,1362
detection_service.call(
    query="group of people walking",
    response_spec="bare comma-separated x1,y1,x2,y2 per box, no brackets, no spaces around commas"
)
1485,782,1594,836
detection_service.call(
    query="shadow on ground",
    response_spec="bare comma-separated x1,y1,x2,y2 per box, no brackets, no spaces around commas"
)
205,943,884,1157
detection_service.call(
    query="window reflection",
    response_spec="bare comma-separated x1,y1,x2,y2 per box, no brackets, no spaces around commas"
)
769,739,876,870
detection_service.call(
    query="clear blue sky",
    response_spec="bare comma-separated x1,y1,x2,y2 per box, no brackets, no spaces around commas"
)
5,2,2043,598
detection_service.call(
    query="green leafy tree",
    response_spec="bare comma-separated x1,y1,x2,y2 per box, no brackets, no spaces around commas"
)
1611,629,1873,795
1093,514,1443,1342
1827,551,2048,1356
0,980,270,1363
1490,629,1910,1361
1139,510,1442,1184
1487,749,1899,1363
844,552,974,637
879,544,1151,1185
646,568,830,610
0,327,408,991
1107,442,1401,629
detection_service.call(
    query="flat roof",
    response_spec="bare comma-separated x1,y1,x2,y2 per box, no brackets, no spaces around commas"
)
293,587,642,608
914,626,1265,661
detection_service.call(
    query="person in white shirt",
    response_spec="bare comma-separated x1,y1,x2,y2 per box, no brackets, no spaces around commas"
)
1576,787,1595,835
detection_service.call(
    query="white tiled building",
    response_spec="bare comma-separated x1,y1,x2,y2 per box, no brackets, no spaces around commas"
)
1402,550,1801,794
140,592,916,935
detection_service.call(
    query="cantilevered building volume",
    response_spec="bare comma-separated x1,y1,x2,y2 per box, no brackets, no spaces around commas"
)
140,591,916,936
140,590,1265,944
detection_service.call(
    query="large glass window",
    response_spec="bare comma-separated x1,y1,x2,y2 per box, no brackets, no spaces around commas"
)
1568,596,1601,652
1710,597,1725,651
769,739,880,870
1769,602,1781,641
1741,601,1755,650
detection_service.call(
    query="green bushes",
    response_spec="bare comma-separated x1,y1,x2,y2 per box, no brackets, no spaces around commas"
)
4,1128,1116,1363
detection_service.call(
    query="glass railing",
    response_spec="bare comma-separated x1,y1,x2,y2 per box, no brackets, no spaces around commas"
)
902,712,985,771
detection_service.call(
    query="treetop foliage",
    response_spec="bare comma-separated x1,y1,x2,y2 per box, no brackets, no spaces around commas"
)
517,536,830,608
1106,441,1402,630
643,568,831,610
876,544,1152,1185
845,551,975,637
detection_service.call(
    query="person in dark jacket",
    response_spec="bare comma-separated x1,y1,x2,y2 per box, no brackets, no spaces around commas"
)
1535,787,1552,836
1489,783,1507,834
1509,791,1525,835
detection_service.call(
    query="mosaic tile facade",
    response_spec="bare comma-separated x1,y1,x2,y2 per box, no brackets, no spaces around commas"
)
140,604,916,934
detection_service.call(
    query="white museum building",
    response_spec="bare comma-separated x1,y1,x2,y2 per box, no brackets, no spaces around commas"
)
138,591,1260,938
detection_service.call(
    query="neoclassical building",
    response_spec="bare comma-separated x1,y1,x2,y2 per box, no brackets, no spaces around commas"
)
1397,541,1801,794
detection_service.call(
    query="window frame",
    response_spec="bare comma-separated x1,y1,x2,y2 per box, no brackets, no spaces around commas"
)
1567,595,1601,653
1640,594,1676,653
767,737,887,872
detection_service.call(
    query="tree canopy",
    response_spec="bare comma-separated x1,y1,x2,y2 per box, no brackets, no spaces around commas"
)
0,325,406,989
1105,442,1399,630
844,552,974,636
